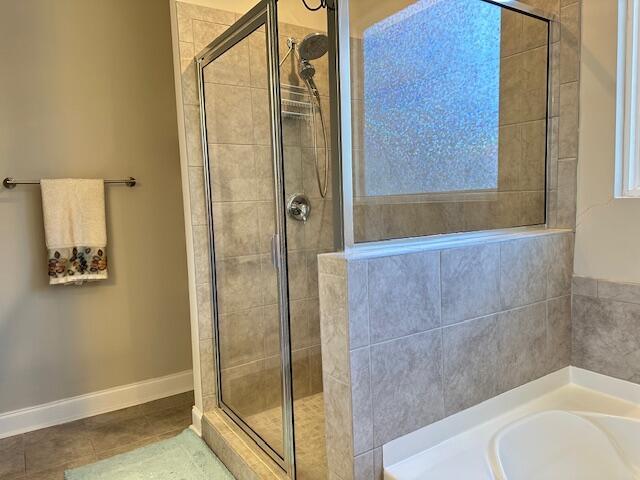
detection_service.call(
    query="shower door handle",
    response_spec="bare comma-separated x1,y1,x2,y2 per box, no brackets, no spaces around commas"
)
270,233,280,269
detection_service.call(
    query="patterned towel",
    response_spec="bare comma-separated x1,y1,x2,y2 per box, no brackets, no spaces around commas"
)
40,179,108,285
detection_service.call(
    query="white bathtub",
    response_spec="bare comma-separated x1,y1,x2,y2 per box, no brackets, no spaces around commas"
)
490,410,640,479
384,368,640,480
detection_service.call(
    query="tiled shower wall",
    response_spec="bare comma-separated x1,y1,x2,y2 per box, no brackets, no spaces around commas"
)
494,8,548,226
572,276,640,384
176,2,332,415
351,1,580,242
176,0,237,415
319,230,574,479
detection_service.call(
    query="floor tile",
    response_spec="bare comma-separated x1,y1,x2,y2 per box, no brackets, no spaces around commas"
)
0,448,25,477
83,404,147,428
1,391,195,475
24,426,94,474
141,392,195,415
0,436,24,453
87,416,156,454
144,405,192,437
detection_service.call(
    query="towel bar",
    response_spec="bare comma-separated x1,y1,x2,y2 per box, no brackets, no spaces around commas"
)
3,177,137,189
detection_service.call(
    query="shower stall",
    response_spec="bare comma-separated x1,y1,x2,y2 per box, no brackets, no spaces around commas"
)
194,0,340,477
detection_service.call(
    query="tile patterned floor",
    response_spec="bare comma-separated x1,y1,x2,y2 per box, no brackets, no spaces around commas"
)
0,391,194,480
246,393,327,479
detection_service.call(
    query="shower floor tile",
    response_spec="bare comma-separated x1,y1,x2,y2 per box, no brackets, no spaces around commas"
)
246,392,327,479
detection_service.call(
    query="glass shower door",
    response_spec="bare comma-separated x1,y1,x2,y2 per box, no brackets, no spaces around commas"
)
197,0,295,474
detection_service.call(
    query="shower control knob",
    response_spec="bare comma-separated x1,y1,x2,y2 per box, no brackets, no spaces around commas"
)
287,193,311,223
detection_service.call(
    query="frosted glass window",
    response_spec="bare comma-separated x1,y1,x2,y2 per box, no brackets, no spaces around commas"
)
363,0,501,196
350,0,550,243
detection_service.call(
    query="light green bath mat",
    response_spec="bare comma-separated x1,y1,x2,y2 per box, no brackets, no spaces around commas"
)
65,429,235,479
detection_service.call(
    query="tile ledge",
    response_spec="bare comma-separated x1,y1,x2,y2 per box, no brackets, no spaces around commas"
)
341,227,573,260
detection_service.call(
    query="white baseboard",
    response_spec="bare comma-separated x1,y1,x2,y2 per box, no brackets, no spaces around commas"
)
0,369,194,439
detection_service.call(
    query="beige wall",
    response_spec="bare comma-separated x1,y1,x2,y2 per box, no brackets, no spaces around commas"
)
573,0,640,283
0,0,192,414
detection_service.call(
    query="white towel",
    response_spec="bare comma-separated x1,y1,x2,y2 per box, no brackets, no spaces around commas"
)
40,179,108,285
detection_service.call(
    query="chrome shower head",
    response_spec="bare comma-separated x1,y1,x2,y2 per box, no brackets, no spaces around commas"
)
298,32,328,60
299,59,316,81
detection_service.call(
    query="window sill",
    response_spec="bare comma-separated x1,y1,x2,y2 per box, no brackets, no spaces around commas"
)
344,225,572,260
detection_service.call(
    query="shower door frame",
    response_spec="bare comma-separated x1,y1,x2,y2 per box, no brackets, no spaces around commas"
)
195,0,296,475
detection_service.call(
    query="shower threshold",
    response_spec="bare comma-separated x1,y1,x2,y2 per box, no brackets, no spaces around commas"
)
201,393,327,480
